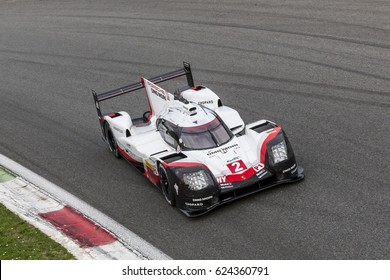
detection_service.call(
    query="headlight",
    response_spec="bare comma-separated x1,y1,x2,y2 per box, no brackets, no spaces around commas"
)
183,170,210,191
271,140,288,164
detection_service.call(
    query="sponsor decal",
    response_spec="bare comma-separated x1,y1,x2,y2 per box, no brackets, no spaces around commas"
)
220,183,233,189
282,163,297,174
185,202,203,207
198,100,213,105
227,156,239,163
253,162,265,173
256,169,268,179
217,176,234,188
145,159,158,176
216,176,227,184
148,81,169,100
151,88,166,100
192,196,213,202
207,143,239,157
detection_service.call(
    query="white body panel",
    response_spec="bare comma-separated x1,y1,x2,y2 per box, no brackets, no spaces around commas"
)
214,106,245,134
142,78,174,120
181,87,220,110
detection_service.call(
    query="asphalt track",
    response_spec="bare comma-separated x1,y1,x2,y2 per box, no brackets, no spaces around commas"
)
0,0,389,259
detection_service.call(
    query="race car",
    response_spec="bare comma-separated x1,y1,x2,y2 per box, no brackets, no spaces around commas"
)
92,62,304,217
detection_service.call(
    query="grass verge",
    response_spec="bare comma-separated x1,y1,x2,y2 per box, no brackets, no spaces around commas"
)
0,203,75,260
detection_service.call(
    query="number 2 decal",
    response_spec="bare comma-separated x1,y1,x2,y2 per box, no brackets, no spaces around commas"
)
227,160,247,173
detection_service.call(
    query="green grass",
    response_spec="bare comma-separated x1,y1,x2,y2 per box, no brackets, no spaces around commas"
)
0,167,16,183
0,204,75,260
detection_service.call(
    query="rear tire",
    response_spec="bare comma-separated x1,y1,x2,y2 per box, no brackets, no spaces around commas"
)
104,122,120,158
158,164,176,206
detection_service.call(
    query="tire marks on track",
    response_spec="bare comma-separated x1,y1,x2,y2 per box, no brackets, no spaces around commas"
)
207,80,390,109
1,49,389,99
62,31,390,83
39,15,390,51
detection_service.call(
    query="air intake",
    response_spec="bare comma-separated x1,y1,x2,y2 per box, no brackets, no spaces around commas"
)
183,104,197,116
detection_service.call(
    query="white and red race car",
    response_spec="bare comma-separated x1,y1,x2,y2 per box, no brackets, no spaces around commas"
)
92,62,304,216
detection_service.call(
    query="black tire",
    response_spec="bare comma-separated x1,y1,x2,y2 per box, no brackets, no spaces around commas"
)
158,164,176,206
104,122,120,158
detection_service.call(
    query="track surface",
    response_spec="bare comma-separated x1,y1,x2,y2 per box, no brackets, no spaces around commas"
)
1,0,389,259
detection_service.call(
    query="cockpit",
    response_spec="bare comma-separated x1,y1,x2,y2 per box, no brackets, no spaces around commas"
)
156,111,233,150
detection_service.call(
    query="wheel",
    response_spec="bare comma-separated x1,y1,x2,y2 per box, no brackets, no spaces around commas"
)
158,164,176,206
104,122,120,158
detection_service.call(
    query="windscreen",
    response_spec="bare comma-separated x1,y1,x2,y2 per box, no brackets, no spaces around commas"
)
180,118,232,150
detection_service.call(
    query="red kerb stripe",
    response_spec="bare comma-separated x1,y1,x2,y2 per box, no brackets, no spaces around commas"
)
39,206,116,248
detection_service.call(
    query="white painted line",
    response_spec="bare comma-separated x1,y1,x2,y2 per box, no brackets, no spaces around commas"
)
0,154,171,260
86,242,142,260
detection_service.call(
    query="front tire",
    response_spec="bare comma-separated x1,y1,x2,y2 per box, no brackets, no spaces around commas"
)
158,164,176,206
104,122,120,158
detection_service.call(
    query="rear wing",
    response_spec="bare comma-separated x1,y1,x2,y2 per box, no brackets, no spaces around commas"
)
92,61,194,131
